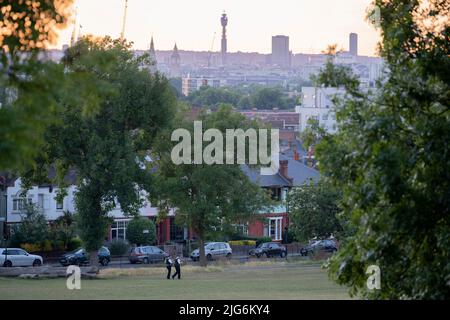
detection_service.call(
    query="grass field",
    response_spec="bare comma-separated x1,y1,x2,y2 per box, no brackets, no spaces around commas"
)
0,261,350,300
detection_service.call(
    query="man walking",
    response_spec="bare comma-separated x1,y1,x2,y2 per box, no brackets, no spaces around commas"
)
165,256,173,279
172,256,182,280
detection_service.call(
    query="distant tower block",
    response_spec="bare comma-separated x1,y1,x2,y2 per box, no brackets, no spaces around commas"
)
221,12,228,65
349,33,358,56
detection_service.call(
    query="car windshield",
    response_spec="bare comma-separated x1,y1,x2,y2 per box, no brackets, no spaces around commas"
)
99,247,109,254
71,248,84,255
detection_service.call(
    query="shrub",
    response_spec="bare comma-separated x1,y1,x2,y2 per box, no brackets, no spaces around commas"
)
228,240,256,246
42,239,53,252
49,211,76,250
126,217,156,246
255,237,273,246
10,204,50,246
109,239,130,256
67,237,83,251
51,240,65,251
21,243,41,253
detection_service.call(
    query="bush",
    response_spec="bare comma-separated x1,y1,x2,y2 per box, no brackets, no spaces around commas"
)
126,217,156,246
10,204,50,246
109,239,130,256
49,211,76,250
254,237,273,246
229,235,273,247
20,243,41,253
42,239,52,252
228,240,256,246
67,237,83,251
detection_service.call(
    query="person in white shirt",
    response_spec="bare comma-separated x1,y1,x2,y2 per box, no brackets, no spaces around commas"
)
165,256,173,279
171,256,182,280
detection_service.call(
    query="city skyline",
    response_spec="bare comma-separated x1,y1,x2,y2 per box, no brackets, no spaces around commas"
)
55,0,381,56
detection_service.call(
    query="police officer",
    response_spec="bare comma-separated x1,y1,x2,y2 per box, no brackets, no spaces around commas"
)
172,256,182,280
165,256,173,279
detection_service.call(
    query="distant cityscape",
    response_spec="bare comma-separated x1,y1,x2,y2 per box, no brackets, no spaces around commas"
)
42,12,383,98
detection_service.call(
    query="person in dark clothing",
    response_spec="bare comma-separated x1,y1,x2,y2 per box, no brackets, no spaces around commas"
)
165,256,173,279
172,256,182,280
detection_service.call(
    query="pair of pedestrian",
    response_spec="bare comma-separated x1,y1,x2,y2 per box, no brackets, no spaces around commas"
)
165,256,182,280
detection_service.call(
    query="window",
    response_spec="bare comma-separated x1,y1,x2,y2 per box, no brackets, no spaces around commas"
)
169,217,184,241
233,223,249,236
265,217,283,241
270,188,282,201
111,220,129,240
12,197,32,212
38,194,45,209
56,198,63,210
322,114,328,121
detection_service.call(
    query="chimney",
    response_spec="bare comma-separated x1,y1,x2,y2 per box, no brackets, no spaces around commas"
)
279,160,293,184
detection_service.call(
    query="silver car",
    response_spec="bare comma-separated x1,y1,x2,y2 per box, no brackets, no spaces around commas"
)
190,242,232,261
1,248,43,267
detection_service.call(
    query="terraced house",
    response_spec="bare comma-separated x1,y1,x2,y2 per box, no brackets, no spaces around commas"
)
2,154,318,245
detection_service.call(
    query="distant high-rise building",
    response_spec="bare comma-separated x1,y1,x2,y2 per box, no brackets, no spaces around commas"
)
170,43,181,78
221,12,228,65
349,33,358,56
271,35,291,67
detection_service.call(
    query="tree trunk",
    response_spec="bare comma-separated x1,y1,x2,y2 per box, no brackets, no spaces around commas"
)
198,238,207,267
89,250,99,273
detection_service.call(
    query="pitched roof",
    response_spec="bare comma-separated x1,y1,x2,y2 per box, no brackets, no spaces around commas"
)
279,154,320,186
241,164,292,188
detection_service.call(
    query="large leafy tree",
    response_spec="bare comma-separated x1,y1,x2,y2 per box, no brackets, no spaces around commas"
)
126,217,156,246
0,0,74,170
288,181,343,242
316,0,450,299
152,106,271,266
24,36,176,266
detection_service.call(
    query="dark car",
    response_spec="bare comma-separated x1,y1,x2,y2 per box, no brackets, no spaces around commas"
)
249,242,287,258
59,246,111,266
129,246,169,264
300,239,337,256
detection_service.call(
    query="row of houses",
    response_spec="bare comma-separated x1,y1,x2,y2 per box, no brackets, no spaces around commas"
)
0,153,319,245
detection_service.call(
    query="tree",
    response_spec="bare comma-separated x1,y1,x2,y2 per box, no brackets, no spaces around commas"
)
251,87,282,109
10,204,50,248
187,87,241,108
315,0,450,299
299,118,327,151
50,211,76,250
288,181,343,242
0,0,74,171
126,217,156,246
152,106,271,266
23,36,176,268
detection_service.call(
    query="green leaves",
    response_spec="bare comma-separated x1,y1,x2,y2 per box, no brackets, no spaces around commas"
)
288,181,343,242
126,217,156,246
315,0,450,300
151,106,271,263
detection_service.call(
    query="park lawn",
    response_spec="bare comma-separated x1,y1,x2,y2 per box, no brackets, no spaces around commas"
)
0,263,350,300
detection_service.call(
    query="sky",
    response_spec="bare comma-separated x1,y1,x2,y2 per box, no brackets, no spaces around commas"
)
55,0,381,56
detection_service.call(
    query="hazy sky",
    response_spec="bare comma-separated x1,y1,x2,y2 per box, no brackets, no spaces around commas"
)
56,0,381,56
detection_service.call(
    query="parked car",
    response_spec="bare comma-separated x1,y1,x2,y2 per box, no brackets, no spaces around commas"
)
190,242,232,261
249,242,287,258
128,246,169,264
300,239,337,256
59,246,111,266
0,248,43,267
